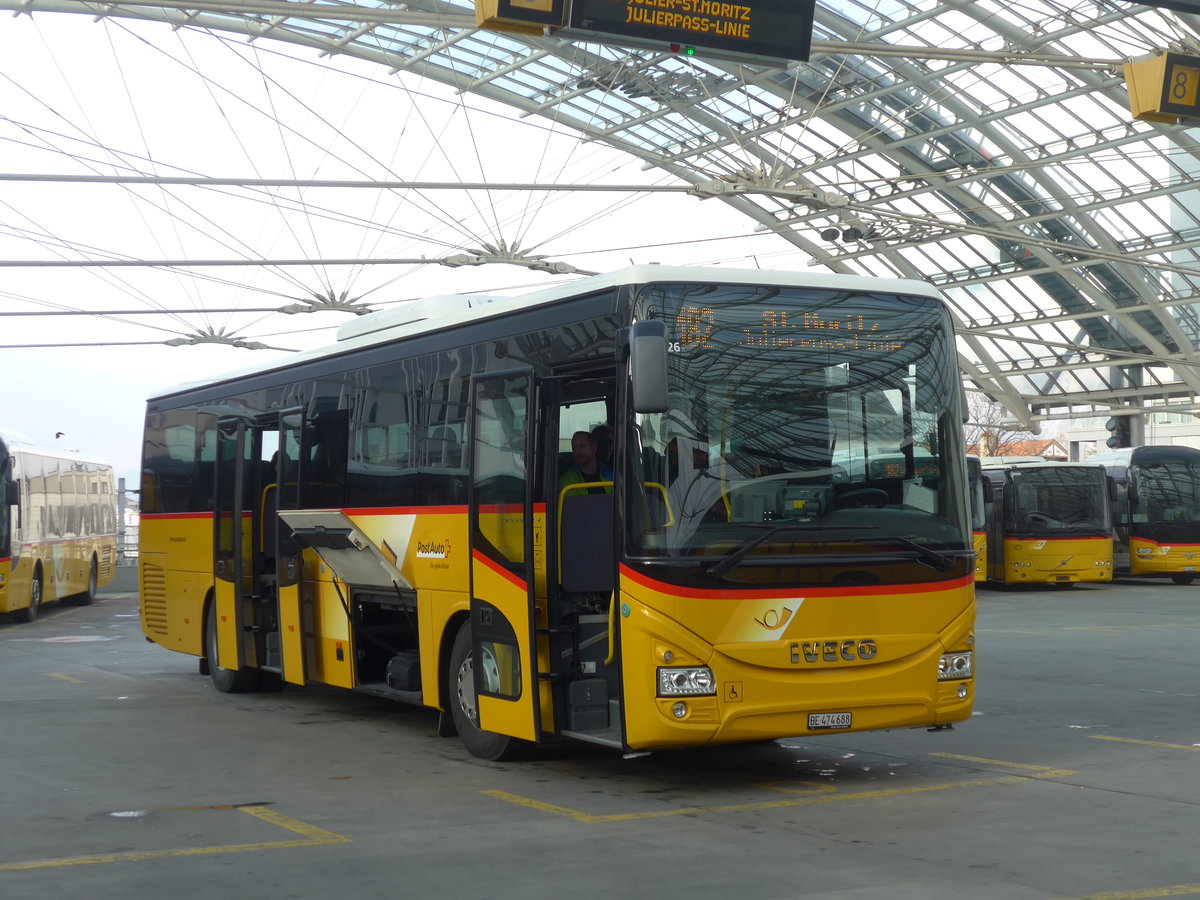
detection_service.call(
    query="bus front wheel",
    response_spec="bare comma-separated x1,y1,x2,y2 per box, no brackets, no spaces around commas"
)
204,604,262,693
1170,574,1195,585
16,568,42,623
448,621,524,761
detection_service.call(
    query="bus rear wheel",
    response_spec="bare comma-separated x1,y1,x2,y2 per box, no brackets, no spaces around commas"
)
76,557,98,606
448,621,524,761
16,569,42,623
204,604,262,693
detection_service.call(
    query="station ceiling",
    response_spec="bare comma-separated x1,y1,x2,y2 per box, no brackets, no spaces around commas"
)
5,0,1200,431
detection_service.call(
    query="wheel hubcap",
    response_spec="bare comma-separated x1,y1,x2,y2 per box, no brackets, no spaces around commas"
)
456,657,478,724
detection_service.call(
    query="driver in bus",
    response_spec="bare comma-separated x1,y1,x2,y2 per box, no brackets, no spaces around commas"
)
559,430,613,494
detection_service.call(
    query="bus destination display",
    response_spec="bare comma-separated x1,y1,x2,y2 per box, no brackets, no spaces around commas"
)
568,0,815,63
677,306,904,352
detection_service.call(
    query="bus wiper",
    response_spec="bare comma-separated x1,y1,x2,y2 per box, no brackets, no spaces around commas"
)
703,523,870,579
704,530,961,579
862,536,960,572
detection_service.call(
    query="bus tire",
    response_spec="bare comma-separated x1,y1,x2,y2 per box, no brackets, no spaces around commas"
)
78,557,99,606
448,621,525,761
204,603,262,693
16,567,43,623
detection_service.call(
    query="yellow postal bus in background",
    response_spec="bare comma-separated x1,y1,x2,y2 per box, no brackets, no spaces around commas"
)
980,458,1113,587
1090,445,1200,584
967,455,987,583
139,266,977,759
1,430,119,621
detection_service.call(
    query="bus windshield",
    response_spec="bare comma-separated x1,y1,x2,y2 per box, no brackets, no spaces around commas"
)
1131,456,1200,541
627,282,970,586
1004,466,1111,536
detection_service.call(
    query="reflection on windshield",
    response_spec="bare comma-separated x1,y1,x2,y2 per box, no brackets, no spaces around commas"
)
625,283,970,587
1004,467,1111,536
1132,461,1200,540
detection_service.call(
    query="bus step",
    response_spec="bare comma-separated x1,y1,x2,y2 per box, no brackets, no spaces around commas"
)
559,729,623,750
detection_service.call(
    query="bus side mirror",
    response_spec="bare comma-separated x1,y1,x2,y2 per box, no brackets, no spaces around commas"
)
982,479,994,503
630,320,668,414
4,480,16,507
1107,475,1118,503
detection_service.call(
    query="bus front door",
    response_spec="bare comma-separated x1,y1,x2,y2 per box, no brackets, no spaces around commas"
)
467,370,540,744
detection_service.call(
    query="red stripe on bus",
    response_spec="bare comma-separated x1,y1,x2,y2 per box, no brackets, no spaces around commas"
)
619,564,973,600
343,505,466,516
144,504,548,521
472,549,528,590
8,535,117,548
1132,537,1200,549
1002,536,1111,543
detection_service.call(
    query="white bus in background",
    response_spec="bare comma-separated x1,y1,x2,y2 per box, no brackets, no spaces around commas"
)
1,431,119,622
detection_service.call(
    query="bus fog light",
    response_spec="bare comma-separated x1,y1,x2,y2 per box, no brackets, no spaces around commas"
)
957,684,968,699
672,702,688,719
938,651,973,681
658,666,716,696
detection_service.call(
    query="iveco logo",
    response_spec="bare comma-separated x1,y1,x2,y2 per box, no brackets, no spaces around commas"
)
790,639,878,664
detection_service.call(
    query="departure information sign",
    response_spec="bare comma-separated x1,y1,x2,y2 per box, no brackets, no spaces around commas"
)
567,0,815,63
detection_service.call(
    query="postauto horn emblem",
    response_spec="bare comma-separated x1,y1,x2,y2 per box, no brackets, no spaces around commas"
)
790,639,878,664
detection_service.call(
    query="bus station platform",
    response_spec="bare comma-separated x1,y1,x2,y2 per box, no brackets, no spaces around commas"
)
1,577,1197,900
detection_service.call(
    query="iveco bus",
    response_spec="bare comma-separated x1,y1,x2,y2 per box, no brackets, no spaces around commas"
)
139,266,977,759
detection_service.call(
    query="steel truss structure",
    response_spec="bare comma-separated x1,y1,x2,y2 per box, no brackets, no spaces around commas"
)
3,0,1199,429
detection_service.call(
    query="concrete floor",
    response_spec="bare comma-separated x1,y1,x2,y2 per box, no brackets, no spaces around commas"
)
2,576,1198,900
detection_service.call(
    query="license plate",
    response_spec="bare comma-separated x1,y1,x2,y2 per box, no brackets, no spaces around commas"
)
808,712,852,730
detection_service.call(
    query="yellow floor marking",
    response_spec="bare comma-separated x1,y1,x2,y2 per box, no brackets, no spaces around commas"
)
929,752,1072,775
1074,882,1200,899
1064,624,1200,633
758,781,838,796
1090,735,1200,752
485,755,1074,823
47,673,85,684
0,805,349,872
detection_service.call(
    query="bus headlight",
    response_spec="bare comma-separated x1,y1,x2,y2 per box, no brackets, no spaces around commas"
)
938,651,973,681
658,666,716,696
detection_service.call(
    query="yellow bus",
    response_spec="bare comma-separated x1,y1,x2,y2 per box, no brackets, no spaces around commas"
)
1089,445,1200,584
980,459,1113,586
1,431,119,622
967,456,987,583
139,266,977,759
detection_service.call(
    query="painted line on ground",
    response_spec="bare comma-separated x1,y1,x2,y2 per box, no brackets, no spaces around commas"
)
1070,880,1200,899
484,755,1074,823
46,672,86,684
0,805,350,871
1089,735,1200,752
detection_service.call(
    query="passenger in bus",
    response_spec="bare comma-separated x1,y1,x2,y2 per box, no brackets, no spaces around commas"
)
558,430,612,495
591,423,614,467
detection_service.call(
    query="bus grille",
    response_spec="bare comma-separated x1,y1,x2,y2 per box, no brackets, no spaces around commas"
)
141,564,168,636
99,545,116,580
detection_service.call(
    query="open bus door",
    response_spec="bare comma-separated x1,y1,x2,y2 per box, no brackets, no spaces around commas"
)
212,417,255,677
275,411,307,685
212,414,293,689
466,370,541,749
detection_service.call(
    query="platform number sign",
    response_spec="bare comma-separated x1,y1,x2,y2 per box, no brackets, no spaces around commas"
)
1125,52,1200,124
1166,57,1200,111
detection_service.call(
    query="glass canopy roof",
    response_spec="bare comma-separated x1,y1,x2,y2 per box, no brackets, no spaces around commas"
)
4,0,1200,431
